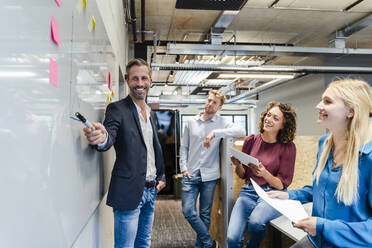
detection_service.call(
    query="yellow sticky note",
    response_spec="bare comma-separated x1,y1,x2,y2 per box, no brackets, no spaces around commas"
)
76,0,87,13
88,16,95,32
106,90,114,104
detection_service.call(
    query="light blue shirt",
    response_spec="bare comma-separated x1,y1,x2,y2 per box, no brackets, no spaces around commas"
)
180,113,245,182
289,135,372,248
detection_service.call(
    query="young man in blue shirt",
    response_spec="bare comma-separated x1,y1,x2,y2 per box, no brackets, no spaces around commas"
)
180,90,245,248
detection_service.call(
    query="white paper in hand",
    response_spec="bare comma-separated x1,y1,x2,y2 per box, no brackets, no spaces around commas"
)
230,148,259,167
250,178,309,223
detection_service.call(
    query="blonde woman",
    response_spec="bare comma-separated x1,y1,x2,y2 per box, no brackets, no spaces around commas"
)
268,79,372,248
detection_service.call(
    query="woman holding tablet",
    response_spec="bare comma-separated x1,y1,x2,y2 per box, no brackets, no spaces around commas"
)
227,101,297,248
268,79,372,248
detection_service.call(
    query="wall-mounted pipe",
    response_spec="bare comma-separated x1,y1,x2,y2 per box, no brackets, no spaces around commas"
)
141,0,145,42
130,0,137,42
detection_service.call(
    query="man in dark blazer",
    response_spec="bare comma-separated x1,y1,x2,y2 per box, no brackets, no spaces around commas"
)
83,58,165,248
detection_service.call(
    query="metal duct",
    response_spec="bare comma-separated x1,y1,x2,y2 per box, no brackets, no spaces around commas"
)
211,11,240,44
175,0,248,10
152,63,372,74
167,43,372,56
338,13,372,37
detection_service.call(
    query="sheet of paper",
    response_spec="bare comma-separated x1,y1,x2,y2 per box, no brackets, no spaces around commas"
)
230,148,259,166
250,178,308,223
49,58,58,87
50,16,61,46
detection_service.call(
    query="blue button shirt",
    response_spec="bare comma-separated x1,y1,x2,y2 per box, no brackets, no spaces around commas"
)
180,114,245,182
289,135,372,248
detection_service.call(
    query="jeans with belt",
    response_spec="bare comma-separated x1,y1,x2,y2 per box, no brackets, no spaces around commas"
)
113,184,157,248
227,184,281,248
182,171,217,248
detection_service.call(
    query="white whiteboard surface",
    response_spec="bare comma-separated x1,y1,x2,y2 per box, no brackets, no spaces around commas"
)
0,0,115,247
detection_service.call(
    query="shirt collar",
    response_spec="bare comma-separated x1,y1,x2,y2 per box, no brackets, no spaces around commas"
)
360,140,372,154
195,112,218,122
132,100,151,118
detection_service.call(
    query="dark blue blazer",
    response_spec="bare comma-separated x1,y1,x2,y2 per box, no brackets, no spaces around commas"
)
98,96,165,211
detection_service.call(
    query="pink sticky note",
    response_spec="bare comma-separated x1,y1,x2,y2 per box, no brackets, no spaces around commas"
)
51,16,61,46
55,0,61,7
49,58,58,87
108,71,112,90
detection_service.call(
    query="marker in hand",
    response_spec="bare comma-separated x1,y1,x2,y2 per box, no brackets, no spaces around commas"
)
75,112,94,129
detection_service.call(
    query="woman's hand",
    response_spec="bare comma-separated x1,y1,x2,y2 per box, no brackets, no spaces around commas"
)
293,217,317,236
231,156,246,179
230,156,241,166
267,190,289,199
249,162,268,178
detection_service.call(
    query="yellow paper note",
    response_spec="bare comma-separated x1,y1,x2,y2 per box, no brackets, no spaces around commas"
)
88,16,96,32
76,0,87,13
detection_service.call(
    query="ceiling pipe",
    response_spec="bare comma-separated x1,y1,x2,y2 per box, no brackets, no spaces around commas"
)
152,63,372,74
166,43,372,56
148,96,257,105
243,5,370,13
152,82,231,87
226,78,285,104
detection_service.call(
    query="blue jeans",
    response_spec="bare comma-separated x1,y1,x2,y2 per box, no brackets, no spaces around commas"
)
182,171,217,248
227,184,281,248
113,187,157,248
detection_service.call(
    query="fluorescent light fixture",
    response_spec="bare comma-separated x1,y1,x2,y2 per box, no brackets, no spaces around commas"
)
0,71,36,77
218,74,295,79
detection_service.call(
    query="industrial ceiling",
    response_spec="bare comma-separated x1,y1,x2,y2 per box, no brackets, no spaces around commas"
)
124,0,372,105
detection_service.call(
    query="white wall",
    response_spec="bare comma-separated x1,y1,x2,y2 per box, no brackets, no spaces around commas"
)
96,0,129,76
256,74,327,136
74,1,129,247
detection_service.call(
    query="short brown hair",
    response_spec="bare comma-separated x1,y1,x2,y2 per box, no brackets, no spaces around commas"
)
258,101,297,143
125,58,151,79
208,90,226,106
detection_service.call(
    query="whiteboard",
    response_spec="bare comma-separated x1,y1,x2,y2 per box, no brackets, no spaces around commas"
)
0,0,115,247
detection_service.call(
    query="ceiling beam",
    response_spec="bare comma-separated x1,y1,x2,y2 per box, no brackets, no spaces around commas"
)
167,43,372,56
152,63,372,74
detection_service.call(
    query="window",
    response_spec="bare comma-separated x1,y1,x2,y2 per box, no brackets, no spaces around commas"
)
222,114,247,136
181,114,194,136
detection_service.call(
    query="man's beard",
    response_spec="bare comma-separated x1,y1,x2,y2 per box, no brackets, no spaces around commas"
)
130,86,148,100
204,106,216,115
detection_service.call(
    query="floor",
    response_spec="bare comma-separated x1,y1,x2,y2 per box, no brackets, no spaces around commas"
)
151,195,196,248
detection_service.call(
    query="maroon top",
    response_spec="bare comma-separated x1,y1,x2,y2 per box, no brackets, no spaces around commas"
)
241,134,296,189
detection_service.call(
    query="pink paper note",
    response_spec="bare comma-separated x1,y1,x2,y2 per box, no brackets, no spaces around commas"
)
55,0,61,7
50,16,61,46
49,58,58,87
108,71,112,90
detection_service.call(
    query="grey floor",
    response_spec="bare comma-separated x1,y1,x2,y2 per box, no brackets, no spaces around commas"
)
151,195,196,248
